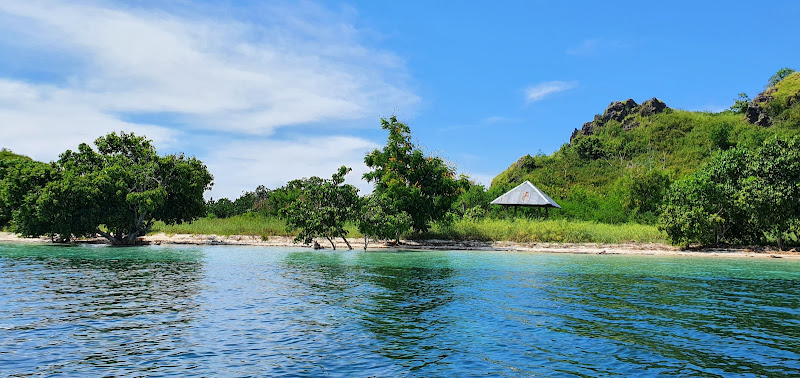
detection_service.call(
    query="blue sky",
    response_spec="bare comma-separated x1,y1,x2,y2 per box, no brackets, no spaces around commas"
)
1,1,798,199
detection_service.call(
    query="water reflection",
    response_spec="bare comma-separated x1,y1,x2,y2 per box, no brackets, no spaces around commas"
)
0,244,204,376
2,245,799,376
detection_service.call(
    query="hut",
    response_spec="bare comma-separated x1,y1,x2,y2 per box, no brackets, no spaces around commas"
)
490,181,561,219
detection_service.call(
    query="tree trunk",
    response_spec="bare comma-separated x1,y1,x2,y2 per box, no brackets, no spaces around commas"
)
326,236,336,250
363,235,369,250
341,236,352,250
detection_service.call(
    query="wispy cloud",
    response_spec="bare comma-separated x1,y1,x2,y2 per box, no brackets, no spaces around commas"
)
566,38,626,56
206,136,379,199
0,1,417,197
524,81,578,103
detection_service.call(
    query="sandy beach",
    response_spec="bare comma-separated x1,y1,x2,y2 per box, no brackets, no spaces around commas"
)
2,231,799,259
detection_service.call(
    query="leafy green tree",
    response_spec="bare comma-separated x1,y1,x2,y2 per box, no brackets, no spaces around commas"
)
767,67,796,88
13,132,212,244
452,178,490,216
619,168,671,223
363,116,461,232
737,137,800,249
282,166,360,250
357,194,412,249
263,180,305,217
573,135,606,161
660,138,800,248
730,93,751,113
710,122,733,150
0,159,56,228
207,198,236,218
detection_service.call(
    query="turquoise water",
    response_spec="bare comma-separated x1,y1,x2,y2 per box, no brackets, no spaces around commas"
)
1,244,799,377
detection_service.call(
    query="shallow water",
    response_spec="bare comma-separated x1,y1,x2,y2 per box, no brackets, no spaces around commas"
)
1,243,799,376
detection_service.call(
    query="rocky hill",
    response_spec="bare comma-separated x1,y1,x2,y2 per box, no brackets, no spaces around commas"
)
488,71,800,224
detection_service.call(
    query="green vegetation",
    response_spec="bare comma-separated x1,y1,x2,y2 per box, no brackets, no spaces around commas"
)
3,69,800,249
357,194,412,249
661,136,800,249
150,214,291,237
282,166,360,249
7,132,212,244
422,218,664,244
491,69,800,234
364,116,462,232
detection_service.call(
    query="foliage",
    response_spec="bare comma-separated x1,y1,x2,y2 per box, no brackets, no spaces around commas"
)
12,132,213,244
767,67,796,88
421,218,664,244
763,71,800,128
463,206,487,220
357,194,412,249
619,168,671,224
151,213,290,238
0,159,55,228
573,135,606,161
207,185,270,218
491,86,800,227
364,116,461,232
282,166,360,249
0,149,32,162
261,180,305,217
730,93,750,113
660,137,800,248
452,178,490,216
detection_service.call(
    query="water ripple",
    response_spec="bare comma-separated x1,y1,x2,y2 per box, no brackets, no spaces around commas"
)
1,244,799,376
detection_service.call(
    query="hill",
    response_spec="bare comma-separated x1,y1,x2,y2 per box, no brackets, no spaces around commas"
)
0,149,33,162
489,71,800,224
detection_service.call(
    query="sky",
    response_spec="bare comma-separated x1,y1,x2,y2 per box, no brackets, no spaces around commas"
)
1,0,798,199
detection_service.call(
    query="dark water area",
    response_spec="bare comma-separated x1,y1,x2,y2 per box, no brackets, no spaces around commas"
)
1,244,799,377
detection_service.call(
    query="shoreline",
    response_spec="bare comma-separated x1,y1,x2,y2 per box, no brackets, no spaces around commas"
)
1,232,799,259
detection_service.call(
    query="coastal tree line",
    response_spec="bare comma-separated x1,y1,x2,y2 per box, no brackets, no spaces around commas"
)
2,69,800,249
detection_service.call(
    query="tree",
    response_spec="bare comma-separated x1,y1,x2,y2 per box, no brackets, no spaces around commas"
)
263,180,305,217
452,177,490,216
737,137,800,249
357,194,412,249
573,135,606,161
660,137,800,248
730,93,750,113
0,159,56,228
363,116,461,232
619,168,671,223
13,132,213,244
767,67,796,88
282,166,360,250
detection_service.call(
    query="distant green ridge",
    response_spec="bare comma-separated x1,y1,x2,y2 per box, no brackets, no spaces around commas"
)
489,72,800,224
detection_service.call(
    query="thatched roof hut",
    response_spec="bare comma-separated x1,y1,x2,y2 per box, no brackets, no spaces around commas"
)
491,181,560,218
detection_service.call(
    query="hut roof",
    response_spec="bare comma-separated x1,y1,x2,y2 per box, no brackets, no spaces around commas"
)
490,181,561,208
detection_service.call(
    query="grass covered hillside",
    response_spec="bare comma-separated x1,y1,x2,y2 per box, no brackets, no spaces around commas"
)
490,70,800,225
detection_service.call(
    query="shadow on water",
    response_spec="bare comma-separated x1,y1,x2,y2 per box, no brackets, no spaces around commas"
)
0,243,205,376
281,250,457,373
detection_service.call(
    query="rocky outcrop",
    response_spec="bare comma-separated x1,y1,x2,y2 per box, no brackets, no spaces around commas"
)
745,88,776,127
570,98,669,141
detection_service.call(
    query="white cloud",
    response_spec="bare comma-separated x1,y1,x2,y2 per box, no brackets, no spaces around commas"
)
566,38,626,56
0,79,176,161
205,136,379,199
0,1,417,162
524,81,578,103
